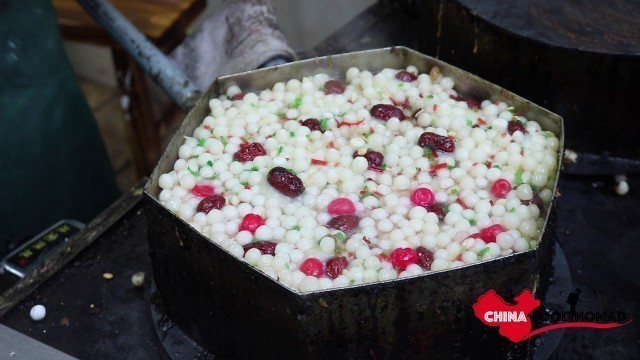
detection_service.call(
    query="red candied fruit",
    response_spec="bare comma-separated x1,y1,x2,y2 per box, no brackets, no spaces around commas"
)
191,184,215,198
327,198,356,215
327,215,359,232
324,80,346,95
426,203,446,221
507,120,527,135
418,132,455,153
300,258,324,277
267,167,305,197
416,247,434,270
410,188,435,207
301,118,322,132
325,256,349,279
390,248,419,271
491,179,512,199
196,195,225,214
450,94,481,109
480,224,505,243
231,92,245,101
395,70,417,82
242,241,276,255
239,214,265,234
370,104,405,120
352,149,384,167
522,192,544,212
234,142,266,162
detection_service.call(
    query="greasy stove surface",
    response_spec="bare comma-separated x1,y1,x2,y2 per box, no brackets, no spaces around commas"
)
0,173,638,359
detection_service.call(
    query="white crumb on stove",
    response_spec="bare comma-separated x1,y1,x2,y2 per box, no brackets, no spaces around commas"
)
29,304,46,321
615,178,629,196
131,272,145,288
157,66,561,292
563,149,578,164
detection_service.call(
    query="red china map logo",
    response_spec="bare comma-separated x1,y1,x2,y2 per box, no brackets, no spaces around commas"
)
473,289,631,342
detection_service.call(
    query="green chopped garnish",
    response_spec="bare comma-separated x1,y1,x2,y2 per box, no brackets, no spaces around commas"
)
291,225,301,231
423,146,436,160
276,112,286,118
210,128,215,134
427,94,434,99
320,118,329,131
515,167,524,186
358,185,370,200
468,218,477,226
219,136,228,146
287,168,297,175
447,165,455,170
509,207,516,213
466,119,473,127
240,181,248,187
507,107,516,114
335,232,346,242
290,131,295,137
250,103,258,108
197,138,207,147
477,247,491,258
188,167,200,177
207,160,214,167
289,97,302,108
397,83,404,88
278,145,284,155
381,163,387,169
338,111,347,117
451,188,459,195
285,263,290,270
319,87,326,92
250,166,259,171
493,164,501,169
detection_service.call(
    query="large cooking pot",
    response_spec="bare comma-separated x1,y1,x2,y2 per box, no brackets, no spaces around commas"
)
144,47,563,359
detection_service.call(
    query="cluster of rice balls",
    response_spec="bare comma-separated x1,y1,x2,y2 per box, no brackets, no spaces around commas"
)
157,65,560,292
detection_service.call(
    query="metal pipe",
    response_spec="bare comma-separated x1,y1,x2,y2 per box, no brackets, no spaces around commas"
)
75,0,201,111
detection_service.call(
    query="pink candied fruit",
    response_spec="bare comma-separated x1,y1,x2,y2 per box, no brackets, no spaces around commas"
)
191,184,215,198
390,248,419,271
480,224,505,243
300,258,324,277
410,188,435,207
239,214,265,234
491,178,512,199
327,198,356,215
